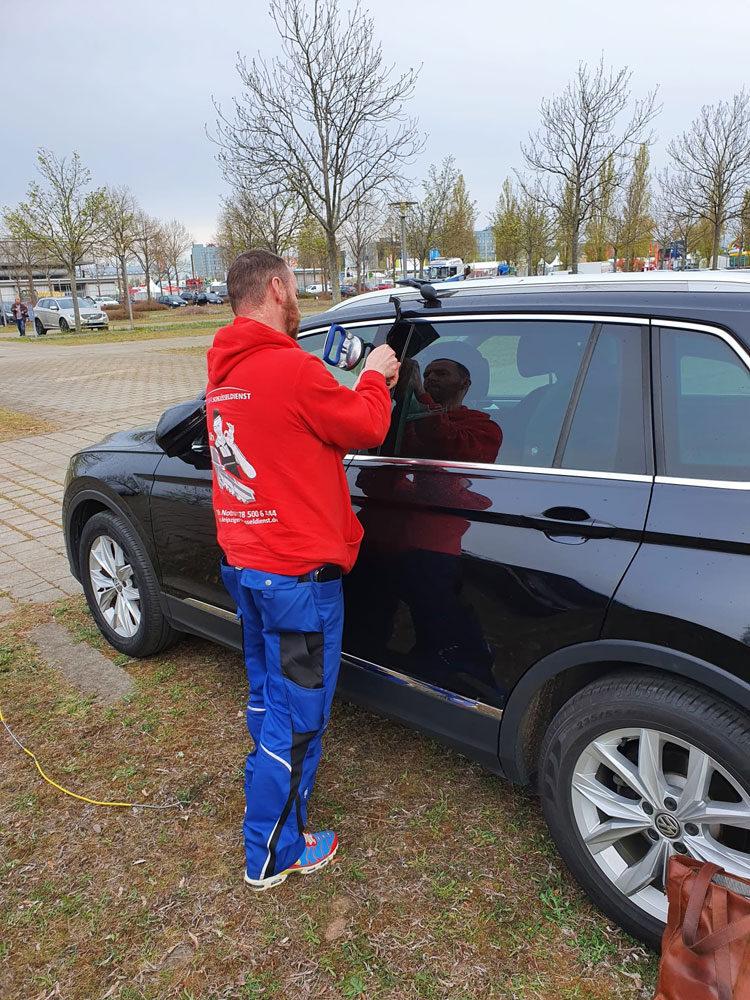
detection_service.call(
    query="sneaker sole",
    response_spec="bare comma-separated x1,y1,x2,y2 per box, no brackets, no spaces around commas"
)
244,842,338,891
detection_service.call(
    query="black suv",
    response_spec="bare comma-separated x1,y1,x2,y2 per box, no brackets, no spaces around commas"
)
63,275,750,947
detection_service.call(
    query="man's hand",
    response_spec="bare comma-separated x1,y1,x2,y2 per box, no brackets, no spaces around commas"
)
363,345,400,388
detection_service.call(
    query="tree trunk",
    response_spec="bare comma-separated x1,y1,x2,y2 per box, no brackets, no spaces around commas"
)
712,221,721,270
121,256,134,329
70,267,81,332
570,222,580,274
144,255,152,304
326,232,341,304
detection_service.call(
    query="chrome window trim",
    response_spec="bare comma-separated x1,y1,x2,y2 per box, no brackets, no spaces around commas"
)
183,597,237,622
346,452,652,483
342,652,504,720
409,312,646,326
655,318,750,370
655,319,750,486
655,476,750,491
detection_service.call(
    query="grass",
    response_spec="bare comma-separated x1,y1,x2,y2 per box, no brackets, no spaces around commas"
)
0,406,60,442
0,596,660,999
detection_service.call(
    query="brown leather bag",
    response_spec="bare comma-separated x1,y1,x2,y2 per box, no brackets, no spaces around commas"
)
655,856,750,1000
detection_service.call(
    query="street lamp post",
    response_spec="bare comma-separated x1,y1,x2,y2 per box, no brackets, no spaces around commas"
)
389,199,417,280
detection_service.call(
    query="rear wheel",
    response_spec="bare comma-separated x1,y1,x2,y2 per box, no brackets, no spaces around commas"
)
59,318,69,332
538,674,750,949
35,318,46,335
79,510,178,657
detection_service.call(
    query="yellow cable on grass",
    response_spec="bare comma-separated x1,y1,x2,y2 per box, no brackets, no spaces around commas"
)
1,704,181,810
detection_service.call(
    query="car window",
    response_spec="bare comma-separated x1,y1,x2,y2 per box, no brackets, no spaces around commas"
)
298,325,389,388
381,319,594,467
562,324,646,475
659,327,750,481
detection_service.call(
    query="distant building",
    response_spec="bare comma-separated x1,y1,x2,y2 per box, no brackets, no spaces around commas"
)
191,244,224,283
474,227,495,261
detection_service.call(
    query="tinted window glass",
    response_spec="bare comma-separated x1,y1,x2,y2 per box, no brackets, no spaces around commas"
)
384,319,594,467
563,324,646,474
298,325,386,388
660,328,750,481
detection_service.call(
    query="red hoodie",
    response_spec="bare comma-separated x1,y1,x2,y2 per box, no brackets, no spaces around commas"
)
206,316,391,575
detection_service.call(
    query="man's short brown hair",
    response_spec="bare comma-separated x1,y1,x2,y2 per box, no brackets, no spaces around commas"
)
226,248,291,313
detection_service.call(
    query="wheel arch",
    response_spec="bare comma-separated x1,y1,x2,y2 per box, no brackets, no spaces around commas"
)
65,486,160,587
498,640,750,786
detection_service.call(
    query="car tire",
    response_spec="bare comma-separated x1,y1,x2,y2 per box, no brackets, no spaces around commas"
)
60,318,69,332
35,318,46,335
79,510,178,658
538,672,750,950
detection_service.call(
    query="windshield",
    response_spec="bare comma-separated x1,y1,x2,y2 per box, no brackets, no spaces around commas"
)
56,297,97,309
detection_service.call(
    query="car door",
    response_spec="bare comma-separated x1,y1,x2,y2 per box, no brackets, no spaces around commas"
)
343,314,654,710
36,298,50,328
147,320,389,617
604,319,750,672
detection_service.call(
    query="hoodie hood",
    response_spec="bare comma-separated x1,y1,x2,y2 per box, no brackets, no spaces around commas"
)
207,315,300,385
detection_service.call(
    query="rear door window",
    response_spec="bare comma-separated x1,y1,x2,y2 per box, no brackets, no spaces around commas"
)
298,324,391,387
658,327,750,481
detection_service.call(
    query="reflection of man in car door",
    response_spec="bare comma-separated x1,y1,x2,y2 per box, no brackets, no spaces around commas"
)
400,357,503,463
348,352,504,702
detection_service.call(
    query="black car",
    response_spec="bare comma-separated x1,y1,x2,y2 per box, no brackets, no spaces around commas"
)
63,275,750,948
157,294,187,308
203,292,224,304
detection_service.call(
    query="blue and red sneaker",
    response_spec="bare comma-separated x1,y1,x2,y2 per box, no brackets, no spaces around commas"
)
244,830,339,891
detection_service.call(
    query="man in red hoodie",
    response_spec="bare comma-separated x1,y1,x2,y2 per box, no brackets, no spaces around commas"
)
206,249,398,891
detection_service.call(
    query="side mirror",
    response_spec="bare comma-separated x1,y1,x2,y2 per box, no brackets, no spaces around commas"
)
51,303,59,311
155,396,206,457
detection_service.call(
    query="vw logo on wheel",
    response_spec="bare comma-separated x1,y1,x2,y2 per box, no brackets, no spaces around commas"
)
655,813,682,839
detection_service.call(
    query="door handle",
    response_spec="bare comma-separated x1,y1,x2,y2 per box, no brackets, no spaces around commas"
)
539,507,616,541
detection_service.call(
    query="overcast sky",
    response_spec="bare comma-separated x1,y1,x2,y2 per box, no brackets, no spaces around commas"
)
4,0,748,245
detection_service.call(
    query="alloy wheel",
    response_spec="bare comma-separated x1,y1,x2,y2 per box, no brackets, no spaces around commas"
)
571,727,750,921
88,534,141,638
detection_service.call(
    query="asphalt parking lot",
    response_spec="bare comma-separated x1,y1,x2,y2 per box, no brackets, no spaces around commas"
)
0,333,213,606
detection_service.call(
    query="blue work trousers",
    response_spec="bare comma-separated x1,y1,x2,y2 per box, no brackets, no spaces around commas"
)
221,560,344,880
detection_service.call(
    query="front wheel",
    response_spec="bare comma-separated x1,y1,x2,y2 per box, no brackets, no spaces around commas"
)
538,673,750,949
35,318,46,335
79,510,178,657
59,318,69,332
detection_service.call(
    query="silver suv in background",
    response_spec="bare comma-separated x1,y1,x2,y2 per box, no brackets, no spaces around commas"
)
34,296,109,334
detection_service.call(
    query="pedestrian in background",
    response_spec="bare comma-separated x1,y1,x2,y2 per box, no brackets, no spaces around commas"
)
11,298,29,337
206,248,399,891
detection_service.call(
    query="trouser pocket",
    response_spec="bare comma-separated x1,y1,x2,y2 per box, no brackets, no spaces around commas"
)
280,631,326,733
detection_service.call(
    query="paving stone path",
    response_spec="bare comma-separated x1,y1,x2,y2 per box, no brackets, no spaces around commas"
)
0,333,214,605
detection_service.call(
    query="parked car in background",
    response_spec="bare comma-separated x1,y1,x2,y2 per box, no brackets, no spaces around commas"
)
180,290,196,302
305,283,329,294
34,296,108,333
63,271,750,950
376,279,394,289
340,283,358,297
94,295,120,308
203,292,224,304
157,295,187,309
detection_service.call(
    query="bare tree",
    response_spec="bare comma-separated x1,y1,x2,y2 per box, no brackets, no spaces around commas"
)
516,182,556,275
216,184,303,263
341,192,385,289
0,234,46,302
159,219,192,293
407,157,458,276
213,0,423,303
521,59,659,272
132,211,163,305
101,186,138,329
4,149,106,331
661,92,750,269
